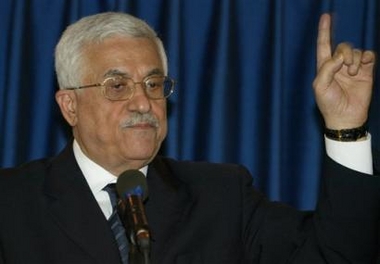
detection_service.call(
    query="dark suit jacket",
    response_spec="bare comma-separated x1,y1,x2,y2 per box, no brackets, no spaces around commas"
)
0,143,379,264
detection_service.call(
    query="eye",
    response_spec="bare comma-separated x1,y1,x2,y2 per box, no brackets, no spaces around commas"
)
104,77,130,92
103,77,132,100
145,77,163,90
109,79,127,90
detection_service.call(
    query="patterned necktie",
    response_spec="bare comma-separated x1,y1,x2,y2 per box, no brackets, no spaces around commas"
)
104,184,129,264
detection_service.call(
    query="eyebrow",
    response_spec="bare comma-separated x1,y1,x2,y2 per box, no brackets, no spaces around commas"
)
103,69,127,78
103,68,165,79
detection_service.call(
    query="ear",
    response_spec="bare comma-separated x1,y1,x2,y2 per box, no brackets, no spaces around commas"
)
55,90,78,126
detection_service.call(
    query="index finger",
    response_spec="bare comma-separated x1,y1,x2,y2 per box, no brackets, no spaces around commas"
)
317,13,333,69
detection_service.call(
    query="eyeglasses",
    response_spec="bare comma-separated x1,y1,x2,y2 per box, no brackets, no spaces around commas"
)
63,75,175,101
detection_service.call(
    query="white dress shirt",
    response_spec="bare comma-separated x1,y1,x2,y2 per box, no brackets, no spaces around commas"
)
72,140,147,219
325,134,373,175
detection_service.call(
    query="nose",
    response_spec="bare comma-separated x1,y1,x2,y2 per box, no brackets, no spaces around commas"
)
126,82,152,113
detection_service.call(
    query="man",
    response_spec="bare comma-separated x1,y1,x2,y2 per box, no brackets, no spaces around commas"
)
0,11,379,264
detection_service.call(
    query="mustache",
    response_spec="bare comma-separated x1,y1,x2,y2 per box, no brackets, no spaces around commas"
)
121,113,159,128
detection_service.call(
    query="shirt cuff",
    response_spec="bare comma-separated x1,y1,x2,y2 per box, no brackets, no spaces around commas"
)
325,134,373,175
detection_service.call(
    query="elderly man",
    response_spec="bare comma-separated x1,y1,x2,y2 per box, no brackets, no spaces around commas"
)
0,12,379,264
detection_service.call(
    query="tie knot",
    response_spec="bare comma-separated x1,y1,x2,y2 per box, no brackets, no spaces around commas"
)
104,183,118,208
104,183,116,192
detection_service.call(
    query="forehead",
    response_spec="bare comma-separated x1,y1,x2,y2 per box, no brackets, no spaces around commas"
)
82,36,164,79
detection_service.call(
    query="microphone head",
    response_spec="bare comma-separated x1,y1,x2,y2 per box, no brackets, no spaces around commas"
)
116,170,148,201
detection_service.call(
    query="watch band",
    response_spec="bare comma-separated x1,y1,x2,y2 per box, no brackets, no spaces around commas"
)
324,124,368,142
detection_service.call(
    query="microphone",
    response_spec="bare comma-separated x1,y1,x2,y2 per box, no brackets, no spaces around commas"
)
116,170,150,260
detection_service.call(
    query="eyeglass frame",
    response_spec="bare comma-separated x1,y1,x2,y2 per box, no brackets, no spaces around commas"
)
62,75,175,101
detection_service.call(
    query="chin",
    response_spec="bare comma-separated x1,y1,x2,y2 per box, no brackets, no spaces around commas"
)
124,149,156,161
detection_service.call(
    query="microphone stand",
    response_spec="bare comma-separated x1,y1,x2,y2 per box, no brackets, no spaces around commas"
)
118,199,151,264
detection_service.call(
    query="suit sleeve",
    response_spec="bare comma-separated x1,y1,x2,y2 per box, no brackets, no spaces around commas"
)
0,248,4,264
301,155,380,263
241,155,380,263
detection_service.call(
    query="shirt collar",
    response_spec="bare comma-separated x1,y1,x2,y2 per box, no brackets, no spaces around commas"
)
72,140,148,194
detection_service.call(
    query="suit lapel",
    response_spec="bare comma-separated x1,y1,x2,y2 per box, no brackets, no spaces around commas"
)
43,143,121,263
145,157,194,262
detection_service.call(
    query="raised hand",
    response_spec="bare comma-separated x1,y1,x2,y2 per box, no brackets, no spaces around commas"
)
313,13,376,130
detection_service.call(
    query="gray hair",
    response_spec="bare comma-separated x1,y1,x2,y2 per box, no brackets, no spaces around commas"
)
55,12,168,88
